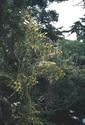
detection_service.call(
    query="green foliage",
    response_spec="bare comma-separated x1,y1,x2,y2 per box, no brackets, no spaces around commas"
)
71,16,85,41
0,7,65,124
58,39,85,109
26,0,65,41
1,1,85,125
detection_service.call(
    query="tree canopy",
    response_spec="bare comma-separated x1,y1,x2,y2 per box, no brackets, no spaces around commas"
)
0,0,85,125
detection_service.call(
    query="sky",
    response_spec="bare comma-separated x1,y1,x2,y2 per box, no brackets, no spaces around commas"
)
47,0,85,40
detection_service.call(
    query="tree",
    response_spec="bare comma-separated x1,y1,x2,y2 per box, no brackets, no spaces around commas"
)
26,0,67,41
1,1,85,125
0,0,27,73
0,2,65,124
71,18,85,41
59,39,85,119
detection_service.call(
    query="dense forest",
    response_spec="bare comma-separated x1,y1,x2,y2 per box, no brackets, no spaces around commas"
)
0,0,85,125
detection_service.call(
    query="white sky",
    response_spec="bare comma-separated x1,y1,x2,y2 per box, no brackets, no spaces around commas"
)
47,0,85,40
